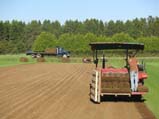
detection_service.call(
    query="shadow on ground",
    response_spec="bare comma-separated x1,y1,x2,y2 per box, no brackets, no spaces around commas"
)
100,95,145,102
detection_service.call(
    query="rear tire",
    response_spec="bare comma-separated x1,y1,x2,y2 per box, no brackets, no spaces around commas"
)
37,54,42,58
132,95,142,101
32,54,37,58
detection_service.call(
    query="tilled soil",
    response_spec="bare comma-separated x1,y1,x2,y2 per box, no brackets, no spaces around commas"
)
0,63,156,119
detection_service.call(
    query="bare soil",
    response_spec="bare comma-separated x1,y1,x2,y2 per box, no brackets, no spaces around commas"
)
0,63,156,119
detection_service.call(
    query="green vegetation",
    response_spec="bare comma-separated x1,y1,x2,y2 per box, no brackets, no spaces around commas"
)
0,55,84,67
32,32,57,51
0,54,36,67
0,16,159,55
31,32,159,55
144,60,159,118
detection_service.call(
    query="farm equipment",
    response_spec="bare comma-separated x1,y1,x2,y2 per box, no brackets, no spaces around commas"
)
89,42,148,103
26,46,70,58
82,57,92,63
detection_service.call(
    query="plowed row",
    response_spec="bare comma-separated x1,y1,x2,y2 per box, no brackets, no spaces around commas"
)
0,63,156,119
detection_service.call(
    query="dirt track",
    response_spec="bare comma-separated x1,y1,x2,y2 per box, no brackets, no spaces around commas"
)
0,63,156,119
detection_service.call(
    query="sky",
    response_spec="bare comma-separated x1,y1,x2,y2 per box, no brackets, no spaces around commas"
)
0,0,159,23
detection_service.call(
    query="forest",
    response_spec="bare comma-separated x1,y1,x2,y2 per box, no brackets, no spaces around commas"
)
0,16,159,54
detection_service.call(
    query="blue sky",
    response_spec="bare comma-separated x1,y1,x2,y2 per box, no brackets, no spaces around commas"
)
0,0,159,23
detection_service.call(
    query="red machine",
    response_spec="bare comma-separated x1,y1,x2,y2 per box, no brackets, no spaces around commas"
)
89,42,148,103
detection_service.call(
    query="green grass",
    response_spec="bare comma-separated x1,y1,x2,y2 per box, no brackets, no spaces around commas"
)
0,54,159,118
144,60,159,119
0,54,84,67
0,54,36,67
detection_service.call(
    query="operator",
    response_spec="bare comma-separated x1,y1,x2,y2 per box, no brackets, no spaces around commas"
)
128,52,139,92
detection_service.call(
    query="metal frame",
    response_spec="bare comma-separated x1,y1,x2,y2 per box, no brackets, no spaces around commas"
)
89,42,144,50
90,42,144,69
89,42,146,103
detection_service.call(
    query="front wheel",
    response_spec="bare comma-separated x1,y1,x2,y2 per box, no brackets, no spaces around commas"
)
37,54,42,58
132,95,142,101
31,54,37,58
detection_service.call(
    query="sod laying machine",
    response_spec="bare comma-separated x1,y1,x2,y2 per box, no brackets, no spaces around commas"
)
89,42,148,103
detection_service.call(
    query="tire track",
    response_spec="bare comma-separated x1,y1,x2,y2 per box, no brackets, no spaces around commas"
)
45,65,93,119
0,72,57,116
0,64,156,119
38,65,86,119
59,65,95,119
0,64,83,119
12,65,84,119
0,64,38,79
0,64,70,96
0,71,51,99
0,64,69,117
0,70,67,117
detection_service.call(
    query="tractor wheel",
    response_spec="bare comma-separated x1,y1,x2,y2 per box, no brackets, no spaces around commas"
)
32,54,37,58
37,54,42,58
132,95,142,101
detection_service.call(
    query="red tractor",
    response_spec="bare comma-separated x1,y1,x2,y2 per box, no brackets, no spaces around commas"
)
89,42,148,103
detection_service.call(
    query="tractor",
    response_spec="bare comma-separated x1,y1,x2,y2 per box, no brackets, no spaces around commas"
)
89,42,148,103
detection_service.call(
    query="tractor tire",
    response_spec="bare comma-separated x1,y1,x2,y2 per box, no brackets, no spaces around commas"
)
31,54,37,58
37,54,42,58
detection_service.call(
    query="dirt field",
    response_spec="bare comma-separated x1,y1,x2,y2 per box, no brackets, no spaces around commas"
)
0,63,156,119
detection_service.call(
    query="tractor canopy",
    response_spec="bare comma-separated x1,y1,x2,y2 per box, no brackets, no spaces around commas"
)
89,42,144,68
89,42,144,51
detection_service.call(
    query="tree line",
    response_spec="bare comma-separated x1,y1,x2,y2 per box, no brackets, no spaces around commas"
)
32,32,159,55
0,16,159,54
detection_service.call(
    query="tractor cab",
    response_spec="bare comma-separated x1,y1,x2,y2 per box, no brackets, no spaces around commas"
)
89,42,148,103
